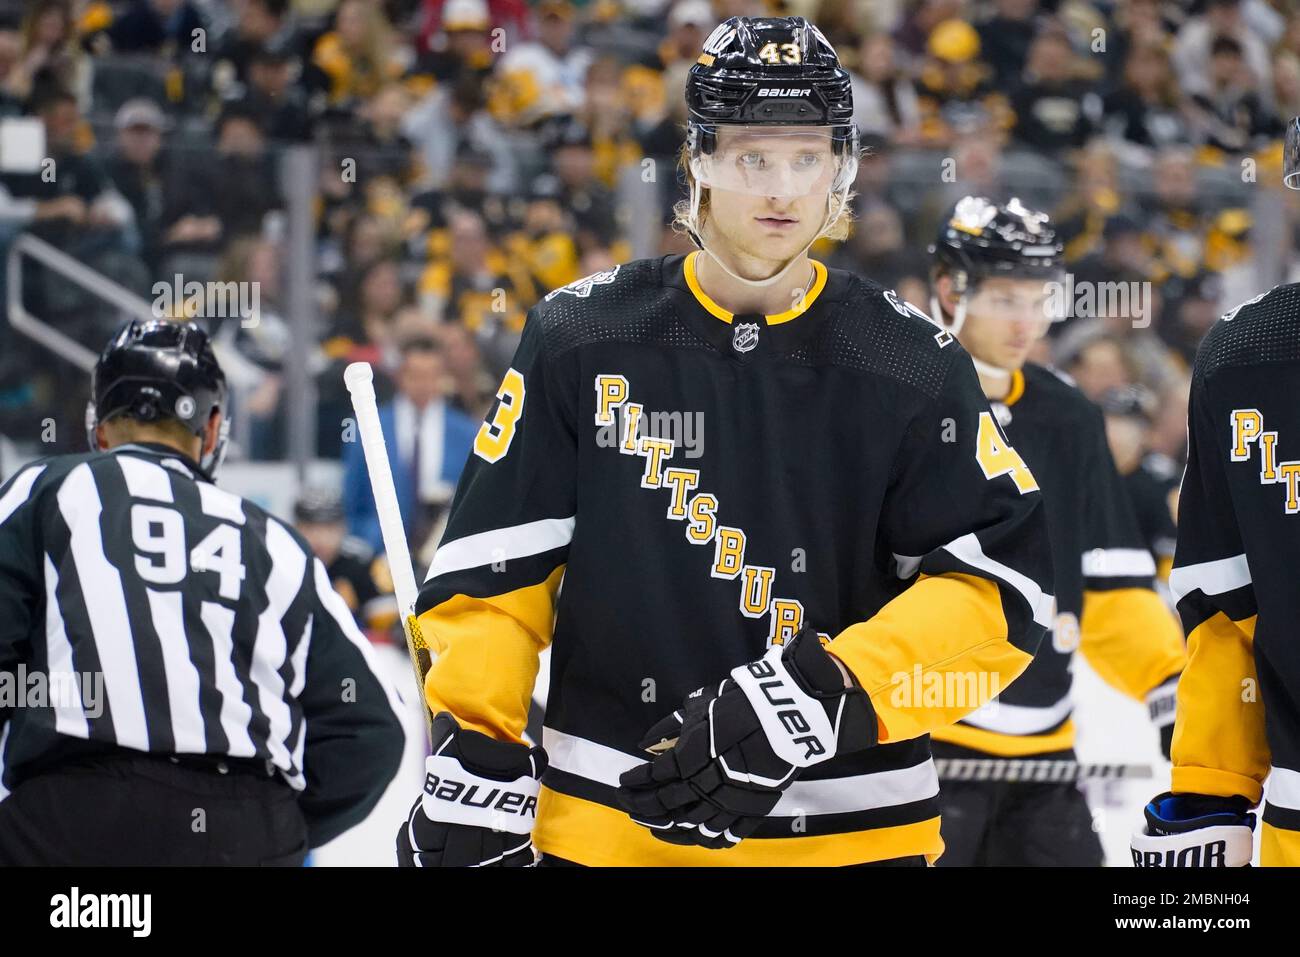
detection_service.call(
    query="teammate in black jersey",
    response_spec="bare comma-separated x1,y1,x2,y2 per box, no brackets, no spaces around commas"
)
1131,119,1300,867
0,320,405,865
927,197,1185,866
394,16,1054,867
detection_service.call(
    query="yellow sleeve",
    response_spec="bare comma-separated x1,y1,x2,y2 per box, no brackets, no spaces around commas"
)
828,573,1036,744
1079,588,1185,701
1170,612,1268,803
418,565,565,744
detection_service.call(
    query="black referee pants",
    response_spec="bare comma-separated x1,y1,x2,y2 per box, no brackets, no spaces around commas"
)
0,751,309,866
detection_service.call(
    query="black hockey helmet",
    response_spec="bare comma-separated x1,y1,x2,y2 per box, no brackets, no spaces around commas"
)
930,196,1063,285
686,16,857,158
86,318,230,475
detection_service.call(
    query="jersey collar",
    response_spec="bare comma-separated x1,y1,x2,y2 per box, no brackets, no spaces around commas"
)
682,250,829,325
109,442,210,483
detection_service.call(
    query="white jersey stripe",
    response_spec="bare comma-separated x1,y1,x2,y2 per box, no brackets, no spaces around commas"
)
1266,766,1300,811
1169,554,1253,607
199,601,257,757
146,588,207,753
425,516,576,581
198,482,246,525
942,532,1056,628
57,464,149,750
959,695,1075,735
250,519,308,772
1082,547,1156,578
116,456,174,502
541,727,940,816
43,554,90,739
0,464,45,526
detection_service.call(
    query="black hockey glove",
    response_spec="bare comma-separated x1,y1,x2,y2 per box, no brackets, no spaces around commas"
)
396,712,547,867
1130,791,1256,867
616,628,876,849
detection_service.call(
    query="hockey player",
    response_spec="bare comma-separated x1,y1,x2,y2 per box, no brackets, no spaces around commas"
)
1130,119,1300,868
0,319,405,865
927,197,1186,866
396,16,1054,867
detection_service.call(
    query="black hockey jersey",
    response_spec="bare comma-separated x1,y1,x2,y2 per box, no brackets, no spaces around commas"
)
0,443,406,846
1125,452,1181,584
932,365,1184,757
1168,282,1300,865
415,253,1055,865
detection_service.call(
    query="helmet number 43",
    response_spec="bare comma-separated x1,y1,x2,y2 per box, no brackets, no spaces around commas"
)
758,41,801,64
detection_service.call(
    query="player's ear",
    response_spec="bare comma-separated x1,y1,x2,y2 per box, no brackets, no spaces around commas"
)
94,422,108,451
934,273,957,314
202,409,222,457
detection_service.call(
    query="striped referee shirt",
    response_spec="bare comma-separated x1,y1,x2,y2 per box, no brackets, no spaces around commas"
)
0,442,406,847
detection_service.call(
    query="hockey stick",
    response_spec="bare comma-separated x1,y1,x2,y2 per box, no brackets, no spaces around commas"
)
935,758,1154,782
344,361,434,742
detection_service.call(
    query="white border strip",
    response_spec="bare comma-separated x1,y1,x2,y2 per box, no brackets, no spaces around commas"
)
1169,554,1252,607
425,516,576,581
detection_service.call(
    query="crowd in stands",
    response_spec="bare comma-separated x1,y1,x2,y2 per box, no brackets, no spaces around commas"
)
1,0,1299,572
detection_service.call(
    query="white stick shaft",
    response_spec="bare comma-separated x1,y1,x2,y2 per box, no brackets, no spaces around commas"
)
343,362,420,620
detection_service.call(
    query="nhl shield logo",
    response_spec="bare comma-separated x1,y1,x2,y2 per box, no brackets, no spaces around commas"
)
732,322,760,354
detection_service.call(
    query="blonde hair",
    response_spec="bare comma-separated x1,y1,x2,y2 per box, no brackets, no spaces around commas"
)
670,141,858,244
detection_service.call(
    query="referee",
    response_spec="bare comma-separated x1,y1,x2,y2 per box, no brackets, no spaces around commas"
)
0,319,405,865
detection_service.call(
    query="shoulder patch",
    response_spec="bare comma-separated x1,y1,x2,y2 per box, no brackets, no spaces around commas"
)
544,266,621,301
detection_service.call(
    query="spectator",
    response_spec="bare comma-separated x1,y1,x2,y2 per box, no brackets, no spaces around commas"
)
211,0,296,95
433,320,494,420
1185,33,1281,155
294,488,396,637
103,98,169,272
849,31,922,143
1101,40,1192,154
342,336,477,554
162,103,283,264
404,70,517,193
415,0,497,85
492,0,592,124
419,207,527,365
914,18,1014,147
312,0,409,106
1173,0,1272,102
101,0,207,58
237,41,314,142
12,0,90,108
977,0,1041,89
1009,25,1100,156
0,87,132,252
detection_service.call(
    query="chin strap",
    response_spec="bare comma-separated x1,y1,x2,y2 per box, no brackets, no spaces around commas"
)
687,179,841,289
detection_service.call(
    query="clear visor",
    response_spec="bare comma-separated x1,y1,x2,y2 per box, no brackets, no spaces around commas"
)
691,127,853,198
966,276,1069,323
1286,116,1300,190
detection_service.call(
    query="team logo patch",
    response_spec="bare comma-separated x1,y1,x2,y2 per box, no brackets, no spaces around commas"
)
732,322,760,354
544,266,621,301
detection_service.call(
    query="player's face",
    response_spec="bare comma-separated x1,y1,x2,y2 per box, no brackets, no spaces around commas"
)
960,277,1054,372
701,127,838,265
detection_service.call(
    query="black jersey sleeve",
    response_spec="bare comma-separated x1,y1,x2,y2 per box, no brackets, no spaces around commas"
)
1166,362,1268,804
1074,402,1186,703
827,352,1054,743
414,311,576,744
